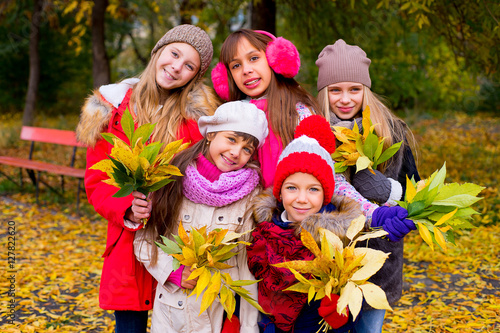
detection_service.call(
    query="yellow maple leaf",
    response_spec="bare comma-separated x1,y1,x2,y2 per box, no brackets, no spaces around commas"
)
89,159,115,178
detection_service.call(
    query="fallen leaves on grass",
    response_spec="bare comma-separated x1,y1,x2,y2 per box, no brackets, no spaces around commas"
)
382,112,500,332
0,112,499,332
0,195,115,332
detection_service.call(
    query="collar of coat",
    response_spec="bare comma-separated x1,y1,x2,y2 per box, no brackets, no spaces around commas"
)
76,78,220,147
251,188,367,245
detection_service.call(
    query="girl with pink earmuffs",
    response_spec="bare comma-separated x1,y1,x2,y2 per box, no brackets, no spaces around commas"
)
211,29,379,219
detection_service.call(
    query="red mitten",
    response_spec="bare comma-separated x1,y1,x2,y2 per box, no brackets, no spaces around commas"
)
221,315,240,333
318,294,349,329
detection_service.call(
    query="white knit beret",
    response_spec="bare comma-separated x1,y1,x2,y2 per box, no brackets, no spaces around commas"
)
198,101,269,148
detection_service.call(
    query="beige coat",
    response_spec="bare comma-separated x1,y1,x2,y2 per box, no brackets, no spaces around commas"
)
134,189,260,333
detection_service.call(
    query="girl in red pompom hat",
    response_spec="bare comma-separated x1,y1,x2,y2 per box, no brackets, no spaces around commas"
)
247,115,365,333
247,115,414,332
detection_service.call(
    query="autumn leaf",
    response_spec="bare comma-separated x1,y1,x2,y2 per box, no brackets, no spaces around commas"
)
156,223,264,318
397,163,485,251
331,106,403,174
276,218,391,330
90,108,187,209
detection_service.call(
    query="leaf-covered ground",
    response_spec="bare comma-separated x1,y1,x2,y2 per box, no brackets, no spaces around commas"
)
1,111,499,332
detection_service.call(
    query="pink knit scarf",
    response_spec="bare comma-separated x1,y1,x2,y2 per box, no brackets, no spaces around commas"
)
182,164,260,207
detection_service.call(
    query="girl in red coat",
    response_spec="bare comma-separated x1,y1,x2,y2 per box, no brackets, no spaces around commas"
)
76,24,219,333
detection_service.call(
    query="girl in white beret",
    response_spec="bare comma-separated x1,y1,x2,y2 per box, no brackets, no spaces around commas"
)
131,101,269,333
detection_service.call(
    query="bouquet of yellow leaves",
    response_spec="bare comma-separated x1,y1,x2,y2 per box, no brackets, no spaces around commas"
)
156,222,265,319
331,106,402,174
397,162,485,252
90,108,188,198
273,216,392,332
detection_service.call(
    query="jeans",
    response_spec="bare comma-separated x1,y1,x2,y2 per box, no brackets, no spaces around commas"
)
114,310,148,333
353,309,385,333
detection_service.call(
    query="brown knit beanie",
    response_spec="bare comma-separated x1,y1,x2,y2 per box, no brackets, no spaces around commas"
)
316,39,371,91
151,24,213,77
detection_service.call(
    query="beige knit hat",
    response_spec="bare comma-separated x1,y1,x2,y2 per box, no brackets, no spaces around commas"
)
316,39,371,91
151,24,213,77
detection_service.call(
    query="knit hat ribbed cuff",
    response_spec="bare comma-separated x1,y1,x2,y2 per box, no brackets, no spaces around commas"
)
151,24,213,77
273,136,335,205
316,39,371,91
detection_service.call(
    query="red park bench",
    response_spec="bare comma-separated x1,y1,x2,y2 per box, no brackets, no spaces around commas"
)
0,126,86,212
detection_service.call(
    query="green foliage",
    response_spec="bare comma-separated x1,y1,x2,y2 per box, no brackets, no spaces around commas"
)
279,0,498,112
1,0,498,116
379,0,500,75
0,1,92,115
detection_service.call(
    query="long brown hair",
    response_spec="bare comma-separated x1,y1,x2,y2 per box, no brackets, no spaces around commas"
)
140,131,261,265
219,29,321,147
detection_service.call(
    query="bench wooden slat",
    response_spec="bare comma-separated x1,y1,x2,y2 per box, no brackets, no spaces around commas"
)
20,126,86,148
0,156,85,178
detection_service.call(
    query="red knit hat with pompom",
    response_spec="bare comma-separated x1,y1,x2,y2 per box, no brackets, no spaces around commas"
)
273,115,336,205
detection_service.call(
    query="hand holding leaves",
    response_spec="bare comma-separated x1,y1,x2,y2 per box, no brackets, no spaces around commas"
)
273,216,392,332
90,108,188,198
156,222,265,319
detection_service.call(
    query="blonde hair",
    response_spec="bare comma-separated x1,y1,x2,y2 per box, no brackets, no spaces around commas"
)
130,45,204,145
319,85,417,172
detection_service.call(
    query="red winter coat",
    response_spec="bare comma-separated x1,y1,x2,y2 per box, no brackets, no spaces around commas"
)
76,79,219,310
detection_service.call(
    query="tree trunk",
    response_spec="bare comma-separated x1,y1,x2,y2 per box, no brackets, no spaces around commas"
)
92,0,110,88
250,0,276,34
22,0,42,126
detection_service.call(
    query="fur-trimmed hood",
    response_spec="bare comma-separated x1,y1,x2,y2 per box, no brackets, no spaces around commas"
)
251,188,366,244
76,78,220,147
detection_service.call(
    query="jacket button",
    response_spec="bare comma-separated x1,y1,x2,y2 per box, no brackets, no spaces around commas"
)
159,294,162,299
115,121,119,125
218,216,224,221
178,301,183,306
145,300,150,305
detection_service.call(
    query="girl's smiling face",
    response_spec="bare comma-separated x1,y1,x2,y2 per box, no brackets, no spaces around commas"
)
328,82,364,120
155,42,200,91
280,172,324,223
205,131,256,172
228,37,273,99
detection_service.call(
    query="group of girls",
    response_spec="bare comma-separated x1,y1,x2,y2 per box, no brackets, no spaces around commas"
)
76,23,419,333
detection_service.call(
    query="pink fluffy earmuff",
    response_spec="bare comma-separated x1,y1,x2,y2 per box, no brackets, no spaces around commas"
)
211,30,301,101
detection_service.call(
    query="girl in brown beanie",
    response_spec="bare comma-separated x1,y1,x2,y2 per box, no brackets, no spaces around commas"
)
316,39,420,333
76,24,219,333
